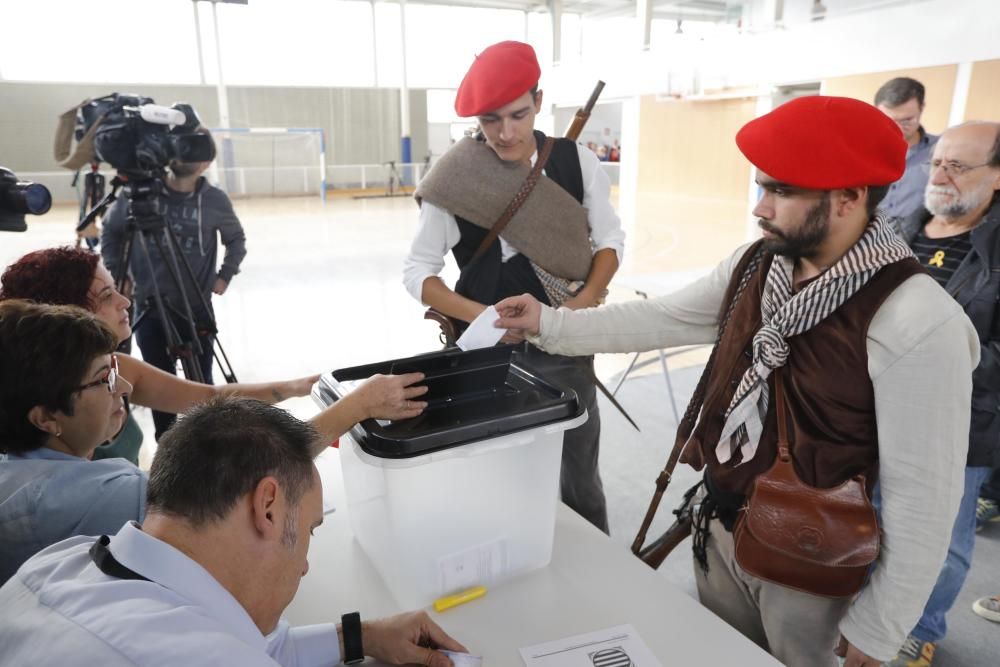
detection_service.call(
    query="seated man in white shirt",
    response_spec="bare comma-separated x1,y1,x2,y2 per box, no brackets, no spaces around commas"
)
0,396,466,667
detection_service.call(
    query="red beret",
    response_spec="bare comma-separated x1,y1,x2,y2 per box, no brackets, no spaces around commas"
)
454,41,541,117
736,95,907,189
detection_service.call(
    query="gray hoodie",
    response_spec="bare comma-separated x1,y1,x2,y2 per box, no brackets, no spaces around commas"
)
101,178,247,323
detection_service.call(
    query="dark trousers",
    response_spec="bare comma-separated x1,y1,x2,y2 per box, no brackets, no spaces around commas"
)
135,314,214,440
518,345,608,534
982,466,1000,502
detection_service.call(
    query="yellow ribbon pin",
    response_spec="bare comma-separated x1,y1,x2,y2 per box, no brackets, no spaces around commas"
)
929,250,945,268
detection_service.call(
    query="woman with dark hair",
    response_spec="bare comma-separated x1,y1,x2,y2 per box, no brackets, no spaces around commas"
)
0,296,426,583
1,246,428,463
0,300,141,584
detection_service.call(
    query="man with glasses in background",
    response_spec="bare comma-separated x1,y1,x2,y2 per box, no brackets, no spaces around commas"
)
886,121,1000,667
875,77,939,220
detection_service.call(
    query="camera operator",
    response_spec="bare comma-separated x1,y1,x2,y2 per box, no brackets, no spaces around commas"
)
101,128,247,440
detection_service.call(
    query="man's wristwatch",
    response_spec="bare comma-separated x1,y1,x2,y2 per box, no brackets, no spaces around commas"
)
342,612,364,664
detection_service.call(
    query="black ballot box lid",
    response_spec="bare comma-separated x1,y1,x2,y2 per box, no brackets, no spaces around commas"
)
315,345,583,459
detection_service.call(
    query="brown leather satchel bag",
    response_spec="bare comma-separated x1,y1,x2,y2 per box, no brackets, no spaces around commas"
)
732,368,880,598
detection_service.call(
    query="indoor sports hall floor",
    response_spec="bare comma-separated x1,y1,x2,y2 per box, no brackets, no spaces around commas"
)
3,193,997,666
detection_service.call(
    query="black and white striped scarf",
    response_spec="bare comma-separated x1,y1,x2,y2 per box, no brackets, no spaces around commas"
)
716,213,915,465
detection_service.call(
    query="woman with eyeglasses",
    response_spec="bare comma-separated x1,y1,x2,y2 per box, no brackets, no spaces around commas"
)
0,300,141,584
0,298,426,585
0,247,428,464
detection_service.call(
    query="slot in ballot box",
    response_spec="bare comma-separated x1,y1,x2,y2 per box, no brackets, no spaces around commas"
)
312,345,586,609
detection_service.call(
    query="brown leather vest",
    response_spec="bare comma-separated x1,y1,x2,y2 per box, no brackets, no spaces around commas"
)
690,242,924,498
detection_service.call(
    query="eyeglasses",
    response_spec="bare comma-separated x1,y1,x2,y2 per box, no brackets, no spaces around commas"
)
75,354,121,395
928,159,993,177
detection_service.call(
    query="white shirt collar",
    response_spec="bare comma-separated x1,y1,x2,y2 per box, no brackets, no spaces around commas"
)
109,521,267,653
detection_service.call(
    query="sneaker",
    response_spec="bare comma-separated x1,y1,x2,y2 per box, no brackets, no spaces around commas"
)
973,595,1000,623
882,635,936,666
976,497,999,532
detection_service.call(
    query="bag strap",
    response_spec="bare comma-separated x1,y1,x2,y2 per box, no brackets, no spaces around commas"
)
773,367,791,461
630,243,767,557
470,136,556,262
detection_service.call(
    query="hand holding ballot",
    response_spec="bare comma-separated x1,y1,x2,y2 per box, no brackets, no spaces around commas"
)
494,293,544,337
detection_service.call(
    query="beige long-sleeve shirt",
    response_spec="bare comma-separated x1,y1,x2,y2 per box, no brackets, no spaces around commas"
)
530,243,979,661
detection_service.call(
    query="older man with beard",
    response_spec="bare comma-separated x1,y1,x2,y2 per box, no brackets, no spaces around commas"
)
884,121,1000,667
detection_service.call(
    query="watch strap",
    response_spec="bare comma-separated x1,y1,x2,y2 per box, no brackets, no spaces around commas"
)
341,611,363,664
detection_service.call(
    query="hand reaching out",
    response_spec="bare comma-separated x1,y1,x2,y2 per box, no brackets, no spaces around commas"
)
560,286,605,311
355,372,428,421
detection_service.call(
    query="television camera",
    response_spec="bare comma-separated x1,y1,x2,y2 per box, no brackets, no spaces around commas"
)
58,93,235,384
0,167,51,232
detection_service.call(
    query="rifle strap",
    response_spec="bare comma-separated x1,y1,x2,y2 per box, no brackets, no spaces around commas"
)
470,136,556,262
630,244,766,556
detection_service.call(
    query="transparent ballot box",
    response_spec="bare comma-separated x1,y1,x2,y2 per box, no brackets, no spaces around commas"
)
313,345,586,608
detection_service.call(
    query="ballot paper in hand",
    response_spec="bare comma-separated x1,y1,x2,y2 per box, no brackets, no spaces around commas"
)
519,624,661,667
439,650,484,666
456,306,505,351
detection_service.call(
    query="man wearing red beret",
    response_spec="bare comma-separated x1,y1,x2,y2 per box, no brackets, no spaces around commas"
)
403,41,625,533
494,96,978,666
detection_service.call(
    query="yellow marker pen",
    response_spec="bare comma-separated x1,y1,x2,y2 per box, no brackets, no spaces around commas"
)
433,585,487,612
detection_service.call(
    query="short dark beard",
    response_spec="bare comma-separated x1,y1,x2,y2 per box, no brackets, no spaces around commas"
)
759,194,832,259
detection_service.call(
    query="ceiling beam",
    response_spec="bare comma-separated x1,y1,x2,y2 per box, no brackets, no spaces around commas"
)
378,0,745,22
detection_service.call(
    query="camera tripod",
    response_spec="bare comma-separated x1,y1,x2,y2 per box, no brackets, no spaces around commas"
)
73,163,105,250
78,173,237,385
384,160,402,196
352,159,413,199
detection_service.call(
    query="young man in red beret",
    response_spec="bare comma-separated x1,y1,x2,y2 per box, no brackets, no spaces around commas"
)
403,41,624,533
494,96,978,667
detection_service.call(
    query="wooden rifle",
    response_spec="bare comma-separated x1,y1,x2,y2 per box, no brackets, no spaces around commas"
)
636,480,699,569
638,516,694,568
564,80,606,142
